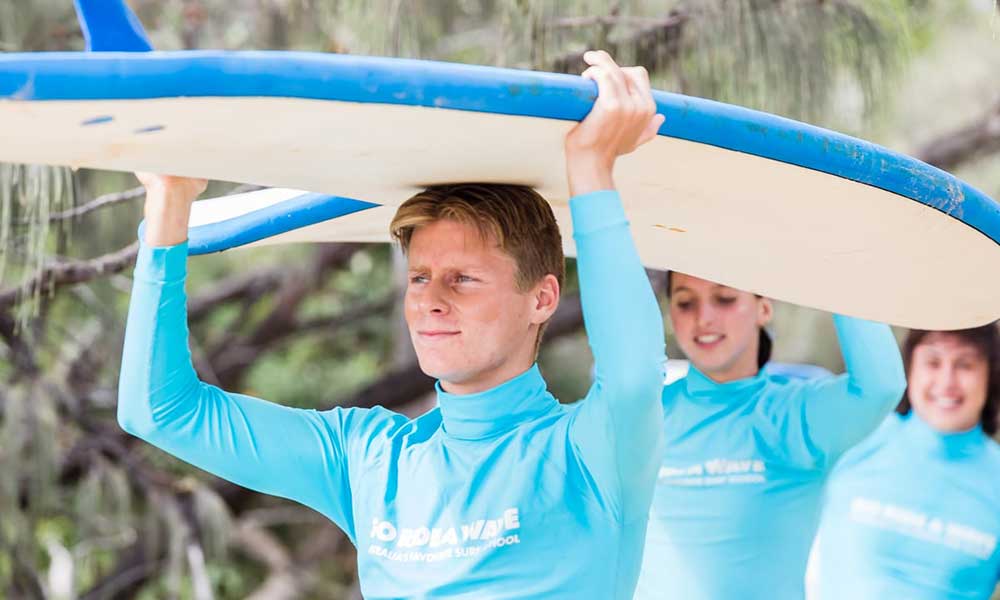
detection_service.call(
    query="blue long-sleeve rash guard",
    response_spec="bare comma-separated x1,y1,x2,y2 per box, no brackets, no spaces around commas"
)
634,315,906,600
117,190,666,600
815,412,1000,600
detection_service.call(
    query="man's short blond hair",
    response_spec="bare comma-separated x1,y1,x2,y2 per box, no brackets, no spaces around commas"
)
390,183,565,352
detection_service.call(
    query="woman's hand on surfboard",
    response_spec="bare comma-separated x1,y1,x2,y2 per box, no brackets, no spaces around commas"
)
565,50,665,196
135,172,208,247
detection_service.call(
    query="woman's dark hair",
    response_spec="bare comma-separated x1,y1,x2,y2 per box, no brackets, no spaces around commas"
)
665,271,772,369
896,323,1000,435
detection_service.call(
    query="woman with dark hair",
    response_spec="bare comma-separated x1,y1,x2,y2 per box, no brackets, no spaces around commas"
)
634,272,906,600
814,323,1000,599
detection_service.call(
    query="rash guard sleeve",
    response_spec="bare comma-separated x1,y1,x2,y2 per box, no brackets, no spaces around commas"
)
117,242,402,541
566,190,667,522
792,314,906,467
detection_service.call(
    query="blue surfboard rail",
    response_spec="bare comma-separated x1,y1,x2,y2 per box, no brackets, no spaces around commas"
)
72,0,152,52
185,193,377,255
1,51,998,247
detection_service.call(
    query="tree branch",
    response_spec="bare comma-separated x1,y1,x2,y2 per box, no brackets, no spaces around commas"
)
202,244,366,387
0,242,139,310
78,553,160,600
550,11,688,74
36,183,266,227
548,15,677,29
915,97,1000,171
209,294,395,387
42,186,145,224
0,310,39,377
187,269,284,321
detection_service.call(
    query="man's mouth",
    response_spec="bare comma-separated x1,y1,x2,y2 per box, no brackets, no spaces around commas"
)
418,330,460,340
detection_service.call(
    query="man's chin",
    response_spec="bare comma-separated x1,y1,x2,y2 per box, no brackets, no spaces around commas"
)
415,357,468,384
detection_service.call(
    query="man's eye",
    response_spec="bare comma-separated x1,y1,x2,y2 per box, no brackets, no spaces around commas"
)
410,275,428,284
456,275,475,283
676,301,692,311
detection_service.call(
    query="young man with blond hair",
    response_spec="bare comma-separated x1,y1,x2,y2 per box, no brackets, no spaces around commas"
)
118,51,666,598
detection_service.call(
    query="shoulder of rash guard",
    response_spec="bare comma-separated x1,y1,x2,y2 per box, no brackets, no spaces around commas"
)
316,405,417,458
831,413,901,471
660,379,685,408
754,375,812,415
864,412,904,448
983,446,1000,503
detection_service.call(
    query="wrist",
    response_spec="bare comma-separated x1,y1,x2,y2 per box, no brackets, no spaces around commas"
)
565,153,615,197
144,186,197,207
143,196,195,248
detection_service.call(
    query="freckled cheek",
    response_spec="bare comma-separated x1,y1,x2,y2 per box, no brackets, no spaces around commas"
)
402,294,420,328
454,297,504,334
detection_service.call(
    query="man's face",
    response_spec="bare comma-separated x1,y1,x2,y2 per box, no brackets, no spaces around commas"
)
404,219,557,394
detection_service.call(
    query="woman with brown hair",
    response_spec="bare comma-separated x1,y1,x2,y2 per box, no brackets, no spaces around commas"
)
635,272,906,600
815,322,1000,599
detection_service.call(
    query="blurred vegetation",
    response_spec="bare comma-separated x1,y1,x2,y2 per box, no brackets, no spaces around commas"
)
1,0,999,598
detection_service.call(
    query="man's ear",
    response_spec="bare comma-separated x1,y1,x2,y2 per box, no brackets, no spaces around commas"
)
531,274,561,325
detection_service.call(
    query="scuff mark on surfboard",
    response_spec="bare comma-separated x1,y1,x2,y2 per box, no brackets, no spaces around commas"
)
886,160,966,218
103,142,128,160
10,74,35,100
572,86,597,102
134,125,164,134
772,128,806,145
930,179,966,218
81,115,114,126
506,83,543,98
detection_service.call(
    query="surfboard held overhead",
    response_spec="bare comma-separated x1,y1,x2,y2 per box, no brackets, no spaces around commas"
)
1,49,998,330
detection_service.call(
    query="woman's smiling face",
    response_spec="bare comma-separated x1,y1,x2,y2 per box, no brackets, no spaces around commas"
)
668,272,772,383
908,332,990,433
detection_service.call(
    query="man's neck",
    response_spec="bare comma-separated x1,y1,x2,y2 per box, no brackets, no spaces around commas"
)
440,361,536,396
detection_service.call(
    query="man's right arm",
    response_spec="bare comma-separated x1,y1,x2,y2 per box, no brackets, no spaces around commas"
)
118,176,400,539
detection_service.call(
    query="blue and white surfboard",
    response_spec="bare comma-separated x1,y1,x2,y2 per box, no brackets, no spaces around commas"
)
0,0,997,329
